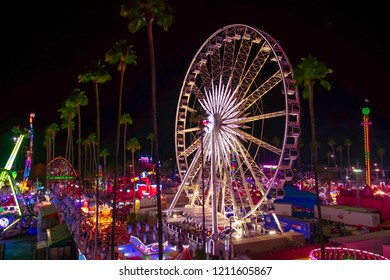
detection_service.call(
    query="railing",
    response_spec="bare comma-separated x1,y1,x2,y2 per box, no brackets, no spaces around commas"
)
309,246,388,260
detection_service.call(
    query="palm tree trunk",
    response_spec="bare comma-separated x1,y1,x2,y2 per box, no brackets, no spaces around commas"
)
52,136,56,160
347,146,351,176
150,138,153,161
309,82,325,259
111,65,125,260
78,108,82,181
94,82,100,260
123,123,127,177
89,144,92,176
147,18,163,260
84,144,87,180
339,151,343,179
132,151,135,178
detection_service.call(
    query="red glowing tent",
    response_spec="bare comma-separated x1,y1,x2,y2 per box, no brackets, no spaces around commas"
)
1,196,16,207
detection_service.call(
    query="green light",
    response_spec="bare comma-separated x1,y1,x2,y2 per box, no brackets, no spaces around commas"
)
362,107,370,115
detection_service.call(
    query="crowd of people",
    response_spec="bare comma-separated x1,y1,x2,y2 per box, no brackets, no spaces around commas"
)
49,183,164,260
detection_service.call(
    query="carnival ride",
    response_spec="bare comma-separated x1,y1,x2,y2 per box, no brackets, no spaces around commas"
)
0,114,36,235
131,171,157,198
169,24,301,245
20,113,35,192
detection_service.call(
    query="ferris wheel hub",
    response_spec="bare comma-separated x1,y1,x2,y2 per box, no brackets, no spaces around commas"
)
203,115,215,133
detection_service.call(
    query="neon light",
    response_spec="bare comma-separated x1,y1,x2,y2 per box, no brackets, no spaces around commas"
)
309,246,388,260
0,135,25,184
7,176,22,216
130,170,155,182
362,112,371,187
262,164,277,169
231,150,237,180
5,135,25,170
2,217,20,232
21,112,35,191
0,217,9,227
46,175,75,180
362,107,370,115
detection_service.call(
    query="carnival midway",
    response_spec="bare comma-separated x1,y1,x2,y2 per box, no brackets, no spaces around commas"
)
1,24,390,279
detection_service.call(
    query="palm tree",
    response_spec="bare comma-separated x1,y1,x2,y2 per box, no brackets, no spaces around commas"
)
86,133,98,178
121,0,174,260
336,145,344,179
82,136,91,179
326,152,332,167
78,59,111,260
43,134,50,165
127,137,141,178
127,137,141,214
105,40,137,178
328,138,336,167
120,113,134,176
106,40,137,260
344,138,352,178
58,99,77,164
100,148,110,195
68,88,88,182
294,54,333,259
297,137,304,172
67,89,88,244
44,123,60,163
378,147,385,171
309,140,321,170
146,132,154,161
45,123,60,162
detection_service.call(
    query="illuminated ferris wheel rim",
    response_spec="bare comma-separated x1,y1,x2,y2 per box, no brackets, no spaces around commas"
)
172,24,300,222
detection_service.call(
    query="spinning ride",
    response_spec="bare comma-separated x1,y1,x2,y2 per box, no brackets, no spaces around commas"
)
169,24,301,238
0,118,36,235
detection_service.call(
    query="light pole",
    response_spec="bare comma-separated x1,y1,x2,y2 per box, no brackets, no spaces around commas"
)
374,163,379,182
199,120,206,258
361,105,372,187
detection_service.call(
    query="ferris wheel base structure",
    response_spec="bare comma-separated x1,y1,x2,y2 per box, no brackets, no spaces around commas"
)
168,23,301,254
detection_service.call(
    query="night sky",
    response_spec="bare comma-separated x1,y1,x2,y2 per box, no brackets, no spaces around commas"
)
1,0,389,171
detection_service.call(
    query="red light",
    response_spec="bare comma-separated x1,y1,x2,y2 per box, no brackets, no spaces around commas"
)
202,119,209,126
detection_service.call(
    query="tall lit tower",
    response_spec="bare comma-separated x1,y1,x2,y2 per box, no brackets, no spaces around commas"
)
361,104,371,187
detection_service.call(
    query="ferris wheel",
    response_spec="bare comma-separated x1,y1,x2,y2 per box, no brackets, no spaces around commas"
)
169,24,300,236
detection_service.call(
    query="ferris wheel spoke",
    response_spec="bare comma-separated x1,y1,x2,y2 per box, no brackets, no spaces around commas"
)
239,110,286,124
233,155,256,207
209,44,222,81
241,71,283,111
221,34,235,86
178,127,200,134
238,44,272,100
171,148,203,208
191,84,206,102
233,138,268,184
237,129,282,155
231,29,251,85
178,138,200,160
